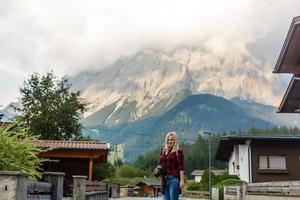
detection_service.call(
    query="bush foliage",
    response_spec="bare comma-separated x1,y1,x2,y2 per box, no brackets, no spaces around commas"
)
115,164,147,178
0,126,43,178
93,163,115,180
187,170,241,191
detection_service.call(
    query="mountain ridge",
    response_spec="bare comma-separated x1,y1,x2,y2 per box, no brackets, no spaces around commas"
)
84,94,279,161
72,47,284,126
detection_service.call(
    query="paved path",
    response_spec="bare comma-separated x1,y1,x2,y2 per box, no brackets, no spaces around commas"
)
109,198,162,200
109,197,206,200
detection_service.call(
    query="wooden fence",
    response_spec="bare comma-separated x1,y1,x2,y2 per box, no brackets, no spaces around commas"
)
27,181,52,200
85,181,108,200
183,190,210,199
222,181,300,200
72,176,108,200
86,181,107,192
0,171,64,200
246,181,300,197
0,171,110,200
86,191,108,200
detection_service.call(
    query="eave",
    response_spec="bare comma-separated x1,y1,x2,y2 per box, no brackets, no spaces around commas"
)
278,75,300,113
274,16,300,74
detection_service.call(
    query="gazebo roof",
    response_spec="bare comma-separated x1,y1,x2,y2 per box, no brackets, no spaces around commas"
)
34,140,109,181
274,16,300,74
33,140,109,150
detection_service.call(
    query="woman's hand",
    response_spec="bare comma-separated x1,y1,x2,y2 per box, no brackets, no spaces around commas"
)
179,170,185,190
180,180,185,190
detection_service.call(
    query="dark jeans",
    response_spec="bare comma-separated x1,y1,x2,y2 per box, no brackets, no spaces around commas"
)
163,175,180,200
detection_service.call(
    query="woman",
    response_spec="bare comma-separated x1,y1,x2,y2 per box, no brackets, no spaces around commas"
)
159,132,185,200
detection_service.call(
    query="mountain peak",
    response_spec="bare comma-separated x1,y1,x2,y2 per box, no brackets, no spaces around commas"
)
73,47,284,124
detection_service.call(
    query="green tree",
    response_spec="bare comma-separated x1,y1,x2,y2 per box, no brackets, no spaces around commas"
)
134,147,161,170
0,126,43,178
93,163,116,180
17,72,86,140
115,164,146,178
199,170,217,191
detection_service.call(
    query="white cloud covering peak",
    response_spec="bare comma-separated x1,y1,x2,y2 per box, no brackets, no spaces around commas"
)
0,0,300,106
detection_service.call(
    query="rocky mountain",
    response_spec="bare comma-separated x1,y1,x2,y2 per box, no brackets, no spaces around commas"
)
230,97,300,128
0,102,21,121
72,47,284,127
84,94,278,161
1,46,297,161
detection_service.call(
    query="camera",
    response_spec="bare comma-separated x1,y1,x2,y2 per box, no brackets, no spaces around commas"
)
153,165,165,177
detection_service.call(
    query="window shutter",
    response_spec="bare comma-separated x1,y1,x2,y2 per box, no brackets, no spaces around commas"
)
259,155,268,169
269,155,286,170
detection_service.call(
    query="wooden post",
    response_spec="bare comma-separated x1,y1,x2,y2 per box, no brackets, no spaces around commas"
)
73,175,87,200
89,158,93,181
212,187,219,200
43,172,65,200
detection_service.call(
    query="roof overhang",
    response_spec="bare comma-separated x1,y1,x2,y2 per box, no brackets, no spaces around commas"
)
274,16,300,74
136,180,161,187
215,136,248,162
37,149,107,159
278,75,300,113
191,170,204,176
215,135,300,162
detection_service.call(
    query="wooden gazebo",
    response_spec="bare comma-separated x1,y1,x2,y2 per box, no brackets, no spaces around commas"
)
34,140,109,181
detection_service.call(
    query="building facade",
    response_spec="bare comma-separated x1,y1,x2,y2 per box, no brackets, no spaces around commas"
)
216,135,300,183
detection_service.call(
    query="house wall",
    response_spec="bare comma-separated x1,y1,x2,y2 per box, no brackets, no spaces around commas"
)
251,141,300,183
228,142,251,182
238,141,250,182
229,150,234,175
229,146,239,175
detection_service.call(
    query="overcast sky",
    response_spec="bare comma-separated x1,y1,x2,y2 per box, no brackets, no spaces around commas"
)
1,0,300,107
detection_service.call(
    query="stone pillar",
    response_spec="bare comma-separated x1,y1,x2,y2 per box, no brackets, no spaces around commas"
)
0,171,29,200
212,187,219,200
73,175,87,200
43,172,65,200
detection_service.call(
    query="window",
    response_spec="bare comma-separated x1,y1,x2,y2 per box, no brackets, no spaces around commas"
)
259,155,287,170
259,155,268,169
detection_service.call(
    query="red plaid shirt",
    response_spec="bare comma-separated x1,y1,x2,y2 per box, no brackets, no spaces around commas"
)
159,149,184,194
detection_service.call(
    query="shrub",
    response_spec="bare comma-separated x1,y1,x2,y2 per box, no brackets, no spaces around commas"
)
0,126,43,179
216,178,244,187
115,164,146,178
215,171,239,183
199,170,217,191
93,163,115,180
186,181,202,190
188,170,242,192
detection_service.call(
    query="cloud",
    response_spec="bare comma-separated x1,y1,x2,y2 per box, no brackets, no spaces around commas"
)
0,0,299,101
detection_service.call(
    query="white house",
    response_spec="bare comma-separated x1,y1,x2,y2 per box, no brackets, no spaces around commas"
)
216,135,300,183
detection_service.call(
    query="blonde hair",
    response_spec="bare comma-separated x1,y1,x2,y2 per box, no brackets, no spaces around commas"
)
164,131,179,154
